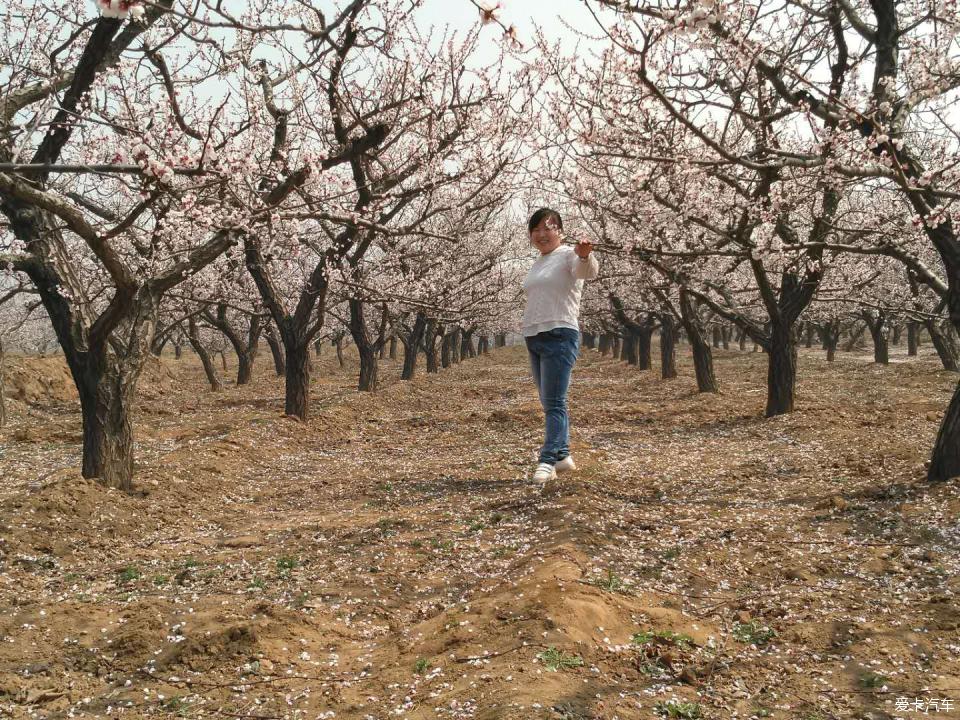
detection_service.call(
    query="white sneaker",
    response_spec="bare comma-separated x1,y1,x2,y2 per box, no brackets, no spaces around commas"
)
532,462,557,483
555,456,576,473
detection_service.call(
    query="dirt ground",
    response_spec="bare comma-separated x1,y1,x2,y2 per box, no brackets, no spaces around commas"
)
0,341,958,720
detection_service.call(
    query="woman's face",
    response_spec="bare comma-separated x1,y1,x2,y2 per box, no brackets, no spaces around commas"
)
530,216,562,255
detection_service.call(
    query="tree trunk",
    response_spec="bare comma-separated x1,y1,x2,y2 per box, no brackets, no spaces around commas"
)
582,332,596,349
151,333,170,357
76,352,138,491
185,317,222,392
865,312,889,364
173,343,183,360
611,334,621,359
622,331,639,365
637,328,653,370
452,328,462,364
265,329,285,376
925,319,960,372
678,289,718,393
426,321,441,373
284,343,311,418
765,325,797,417
478,335,489,355
844,323,866,352
357,344,378,391
804,322,816,348
219,351,228,371
599,333,611,356
441,332,452,369
314,337,324,357
712,326,721,348
824,321,841,362
737,327,747,351
660,313,677,379
348,297,379,392
929,378,960,482
495,332,506,348
335,337,345,368
461,331,475,359
390,334,398,360
907,322,919,356
721,326,731,350
892,324,902,346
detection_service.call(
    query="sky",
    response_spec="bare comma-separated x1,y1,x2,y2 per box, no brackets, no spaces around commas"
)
412,0,608,65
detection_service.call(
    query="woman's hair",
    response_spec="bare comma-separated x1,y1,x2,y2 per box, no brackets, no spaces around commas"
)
528,207,563,234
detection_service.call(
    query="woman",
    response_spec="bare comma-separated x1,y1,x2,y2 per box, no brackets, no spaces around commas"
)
521,208,599,484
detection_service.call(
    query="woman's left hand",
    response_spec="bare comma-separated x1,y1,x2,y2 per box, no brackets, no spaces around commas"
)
574,239,593,258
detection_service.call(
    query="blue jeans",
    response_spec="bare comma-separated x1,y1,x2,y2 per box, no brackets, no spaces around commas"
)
525,327,580,464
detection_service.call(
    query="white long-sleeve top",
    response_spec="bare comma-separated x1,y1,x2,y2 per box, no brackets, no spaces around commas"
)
521,244,600,337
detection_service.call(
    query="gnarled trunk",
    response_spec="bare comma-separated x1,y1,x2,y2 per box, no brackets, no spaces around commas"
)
284,343,311,418
765,324,797,417
929,379,960,482
74,349,141,491
401,314,427,380
925,319,960,372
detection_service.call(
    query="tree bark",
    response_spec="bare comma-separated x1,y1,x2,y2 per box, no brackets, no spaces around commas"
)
173,342,183,360
864,311,890,364
712,325,722,348
611,334,621,359
401,317,426,380
264,326,286,376
441,331,453,369
907,322,919,356
678,289,718,393
637,326,653,370
823,321,841,362
843,323,867,352
348,297,380,392
622,331,639,365
598,333,611,356
75,349,140,491
185,317,223,392
335,336,345,368
426,320,441,373
390,334,398,360
461,329,475,359
737,327,747,351
929,379,960,482
925,319,960,372
765,324,797,417
284,344,311,417
660,312,677,379
204,305,260,386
